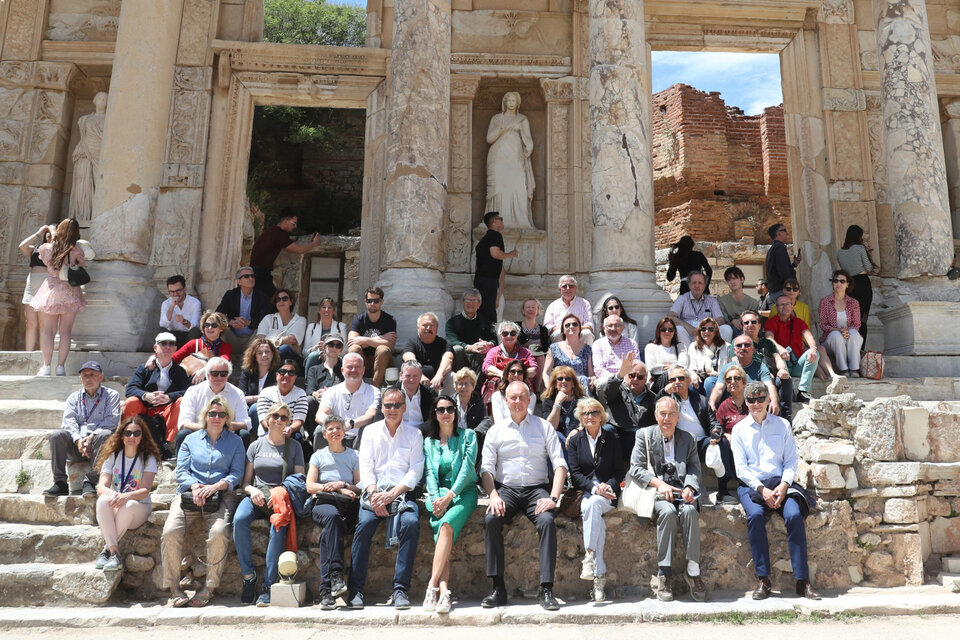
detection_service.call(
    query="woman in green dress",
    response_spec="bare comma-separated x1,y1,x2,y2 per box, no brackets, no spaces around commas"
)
422,394,478,613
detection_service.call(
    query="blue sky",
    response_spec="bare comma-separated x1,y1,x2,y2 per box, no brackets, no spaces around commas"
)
651,51,783,116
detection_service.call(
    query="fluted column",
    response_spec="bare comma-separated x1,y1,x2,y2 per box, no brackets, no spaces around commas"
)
873,0,953,278
586,0,668,332
378,0,453,339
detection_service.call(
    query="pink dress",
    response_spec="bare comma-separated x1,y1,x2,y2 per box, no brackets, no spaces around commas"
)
29,244,86,315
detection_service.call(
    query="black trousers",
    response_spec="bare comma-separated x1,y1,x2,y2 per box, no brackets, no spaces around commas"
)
851,273,873,342
474,275,499,326
484,484,557,584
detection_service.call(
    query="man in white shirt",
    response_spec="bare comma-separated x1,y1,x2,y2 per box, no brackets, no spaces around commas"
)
543,275,594,343
481,381,568,611
315,352,380,450
398,359,436,434
159,275,202,347
348,387,424,611
668,272,732,347
175,357,250,451
731,381,820,601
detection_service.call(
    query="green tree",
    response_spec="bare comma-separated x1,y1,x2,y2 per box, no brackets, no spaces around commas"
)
263,0,366,47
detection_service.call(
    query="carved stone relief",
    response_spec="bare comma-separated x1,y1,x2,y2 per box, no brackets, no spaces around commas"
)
818,0,854,24
451,10,572,56
46,1,121,41
859,31,879,71
822,88,865,112
931,36,960,73
2,0,44,60
167,68,212,167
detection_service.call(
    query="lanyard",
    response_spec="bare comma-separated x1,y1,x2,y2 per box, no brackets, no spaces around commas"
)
119,454,138,492
81,387,104,423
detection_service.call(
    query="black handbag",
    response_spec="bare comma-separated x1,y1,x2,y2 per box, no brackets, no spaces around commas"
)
67,264,90,287
180,489,223,513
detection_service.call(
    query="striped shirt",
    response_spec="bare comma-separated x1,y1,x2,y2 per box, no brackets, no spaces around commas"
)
256,385,309,436
544,296,594,333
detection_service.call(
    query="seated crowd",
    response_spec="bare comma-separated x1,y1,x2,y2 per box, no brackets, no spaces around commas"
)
39,256,847,610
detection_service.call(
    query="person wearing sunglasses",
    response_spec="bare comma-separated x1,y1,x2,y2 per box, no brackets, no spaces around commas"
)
255,288,306,371
234,401,305,606
215,266,271,352
818,269,864,377
731,381,820,602
779,278,841,387
764,223,801,303
687,317,730,398
422,395,478,613
176,357,251,453
596,351,656,462
169,311,233,384
44,361,121,497
347,286,397,388
596,294,640,345
304,333,345,438
734,310,793,422
123,332,191,459
488,358,536,425
158,274,202,347
93,416,160,572
542,313,594,393
714,363,749,439
350,387,424,610
163,396,245,608
480,321,537,405
543,275,595,343
302,296,348,375
645,317,689,394
764,295,820,404
540,365,587,439
567,398,624,603
256,359,309,457
668,271,732,348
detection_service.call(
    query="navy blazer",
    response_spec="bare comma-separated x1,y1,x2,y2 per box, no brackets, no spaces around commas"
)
567,428,625,500
236,368,277,397
125,362,191,402
215,286,271,330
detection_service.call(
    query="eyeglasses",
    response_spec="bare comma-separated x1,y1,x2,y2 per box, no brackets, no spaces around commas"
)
203,322,220,329
606,304,621,311
157,341,176,347
745,396,768,404
660,327,676,333
271,414,291,423
563,322,579,329
555,376,573,382
560,284,576,289
239,273,255,279
725,375,744,383
276,295,291,302
783,286,799,292
832,278,848,284
327,342,343,349
435,406,456,414
507,369,525,376
582,410,601,417
700,326,716,332
382,402,404,410
365,298,381,304
207,411,228,418
168,288,184,295
733,344,752,350
208,370,229,377
501,330,518,337
668,376,686,383
626,373,643,379
122,430,142,438
277,369,297,377
742,320,759,325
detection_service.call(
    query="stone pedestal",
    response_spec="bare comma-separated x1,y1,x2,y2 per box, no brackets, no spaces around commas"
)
878,301,960,356
379,268,453,345
586,0,670,327
873,0,954,278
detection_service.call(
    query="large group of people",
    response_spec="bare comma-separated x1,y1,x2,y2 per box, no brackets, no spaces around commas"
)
29,213,865,612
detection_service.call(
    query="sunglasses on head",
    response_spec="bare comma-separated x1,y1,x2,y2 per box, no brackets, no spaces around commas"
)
435,406,456,414
207,410,228,418
745,396,768,404
208,370,229,377
122,430,142,438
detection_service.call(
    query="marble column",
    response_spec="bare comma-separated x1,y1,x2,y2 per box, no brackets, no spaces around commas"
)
940,101,960,245
586,0,669,333
72,0,184,351
379,0,453,340
873,0,953,278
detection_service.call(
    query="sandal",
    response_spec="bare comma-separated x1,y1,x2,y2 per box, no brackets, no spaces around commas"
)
171,591,190,608
188,590,212,607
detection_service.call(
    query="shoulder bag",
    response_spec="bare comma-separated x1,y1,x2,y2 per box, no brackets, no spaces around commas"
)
619,428,657,519
860,350,884,380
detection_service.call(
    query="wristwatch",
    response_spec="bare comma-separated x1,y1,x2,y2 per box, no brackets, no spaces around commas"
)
349,419,355,429
550,496,558,504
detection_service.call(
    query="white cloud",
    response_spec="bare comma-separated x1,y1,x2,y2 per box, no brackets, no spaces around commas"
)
652,51,782,115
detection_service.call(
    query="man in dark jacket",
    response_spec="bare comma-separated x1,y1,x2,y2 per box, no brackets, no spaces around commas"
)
215,266,272,354
122,332,191,457
764,223,801,301
596,351,655,461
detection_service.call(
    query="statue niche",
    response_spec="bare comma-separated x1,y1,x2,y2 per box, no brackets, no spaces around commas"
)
485,91,535,229
69,91,107,223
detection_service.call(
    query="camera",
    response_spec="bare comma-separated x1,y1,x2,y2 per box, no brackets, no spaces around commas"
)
661,462,682,489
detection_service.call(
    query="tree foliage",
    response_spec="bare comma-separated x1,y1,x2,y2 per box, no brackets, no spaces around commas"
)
263,0,366,47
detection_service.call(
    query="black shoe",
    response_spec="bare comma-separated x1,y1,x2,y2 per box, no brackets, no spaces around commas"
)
319,592,336,610
795,390,813,403
796,579,821,600
481,586,507,608
753,576,772,600
43,482,68,496
330,570,347,598
538,586,559,611
241,572,257,605
81,480,96,496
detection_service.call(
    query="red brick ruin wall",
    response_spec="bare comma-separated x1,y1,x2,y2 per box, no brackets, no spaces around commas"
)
651,84,791,248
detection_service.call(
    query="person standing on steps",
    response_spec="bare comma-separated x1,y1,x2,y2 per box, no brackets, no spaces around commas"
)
249,209,322,297
474,211,519,325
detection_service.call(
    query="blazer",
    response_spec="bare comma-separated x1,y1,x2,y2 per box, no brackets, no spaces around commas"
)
658,389,722,440
567,428,625,501
236,368,277,397
125,362,191,402
423,427,478,512
215,286,271,330
377,383,437,423
629,425,701,497
306,360,343,394
460,393,487,430
598,375,656,432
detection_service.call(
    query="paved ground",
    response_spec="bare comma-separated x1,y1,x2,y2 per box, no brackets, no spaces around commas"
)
0,585,957,632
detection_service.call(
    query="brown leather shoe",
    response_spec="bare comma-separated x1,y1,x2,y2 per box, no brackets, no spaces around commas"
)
796,579,821,600
752,576,771,600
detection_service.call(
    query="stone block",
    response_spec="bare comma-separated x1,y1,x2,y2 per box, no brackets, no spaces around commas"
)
879,302,960,356
803,437,856,464
901,406,931,460
927,409,960,463
858,461,921,486
270,581,306,607
809,463,845,489
883,498,922,524
942,556,960,573
930,516,960,554
928,496,953,517
844,467,859,489
855,398,908,461
941,572,960,592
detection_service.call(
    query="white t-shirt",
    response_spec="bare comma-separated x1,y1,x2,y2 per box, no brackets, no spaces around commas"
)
676,397,705,440
99,451,159,505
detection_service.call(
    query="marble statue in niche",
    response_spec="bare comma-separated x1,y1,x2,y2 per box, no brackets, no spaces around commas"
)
69,91,107,223
486,91,535,229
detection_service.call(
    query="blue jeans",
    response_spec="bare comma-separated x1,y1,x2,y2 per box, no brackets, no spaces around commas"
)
737,484,809,580
786,348,819,393
233,496,289,588
349,504,420,595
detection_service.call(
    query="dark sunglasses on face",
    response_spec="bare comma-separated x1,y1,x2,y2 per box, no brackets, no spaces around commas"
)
668,376,686,383
203,322,220,329
606,304,621,311
563,322,579,329
725,375,744,383
239,273,255,279
271,414,291,422
276,295,291,302
207,410,228,418
626,373,643,379
501,330,518,337
122,430,142,437
745,396,768,404
208,370,229,377
700,326,716,332
783,286,799,292
832,279,847,284
277,369,297,377
742,319,759,325
382,402,404,410
734,343,752,350
158,341,176,347
660,327,675,333
366,298,381,304
560,284,575,289
507,369,525,376
327,342,343,349
582,410,601,417
555,376,573,382
435,406,456,414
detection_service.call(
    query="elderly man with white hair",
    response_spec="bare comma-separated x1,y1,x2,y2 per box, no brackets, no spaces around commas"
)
315,351,381,450
401,312,454,391
543,275,594,344
175,356,250,452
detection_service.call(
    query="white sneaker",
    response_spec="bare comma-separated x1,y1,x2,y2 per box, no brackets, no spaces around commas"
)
37,365,51,376
435,590,451,614
55,365,66,376
422,586,438,611
593,575,606,603
581,550,596,580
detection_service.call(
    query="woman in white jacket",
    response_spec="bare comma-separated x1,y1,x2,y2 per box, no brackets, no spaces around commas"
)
302,296,347,375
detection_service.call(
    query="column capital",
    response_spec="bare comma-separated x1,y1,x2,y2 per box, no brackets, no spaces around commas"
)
449,74,481,101
539,76,576,103
818,0,854,24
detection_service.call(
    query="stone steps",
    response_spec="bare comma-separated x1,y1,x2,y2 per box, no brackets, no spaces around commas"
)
0,351,150,378
0,399,68,430
809,377,960,402
0,562,121,606
0,523,104,564
0,375,125,402
0,429,48,459
0,458,179,494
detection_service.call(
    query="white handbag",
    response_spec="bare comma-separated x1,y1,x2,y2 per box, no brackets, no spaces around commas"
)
705,442,726,477
619,428,657,519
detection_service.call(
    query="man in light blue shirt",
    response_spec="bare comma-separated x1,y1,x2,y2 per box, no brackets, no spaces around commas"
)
731,381,820,601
